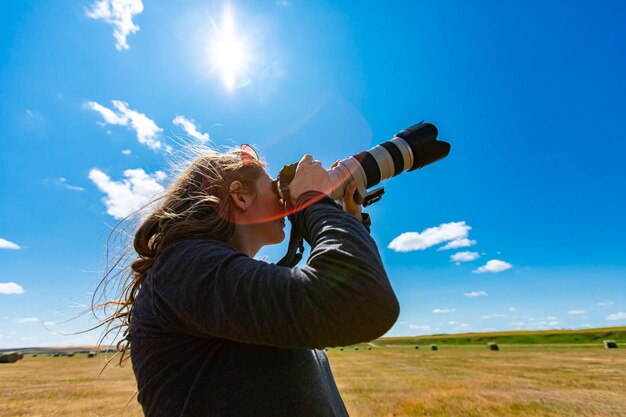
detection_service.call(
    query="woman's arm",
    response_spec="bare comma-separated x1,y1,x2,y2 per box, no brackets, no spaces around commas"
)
149,192,399,349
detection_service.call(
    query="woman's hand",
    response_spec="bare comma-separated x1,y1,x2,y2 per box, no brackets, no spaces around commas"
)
330,160,363,221
288,154,332,206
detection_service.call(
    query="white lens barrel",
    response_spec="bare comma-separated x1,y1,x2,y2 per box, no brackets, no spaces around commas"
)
328,157,368,202
327,137,415,202
368,145,395,182
390,136,414,172
324,122,449,204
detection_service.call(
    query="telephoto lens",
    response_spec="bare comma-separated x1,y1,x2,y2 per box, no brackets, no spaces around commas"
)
273,121,450,267
327,122,450,205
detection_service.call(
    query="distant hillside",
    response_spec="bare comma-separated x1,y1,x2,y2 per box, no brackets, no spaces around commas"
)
378,326,626,346
0,346,116,355
3,328,625,353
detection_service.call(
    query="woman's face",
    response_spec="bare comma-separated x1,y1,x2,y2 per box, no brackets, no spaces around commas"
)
248,171,286,245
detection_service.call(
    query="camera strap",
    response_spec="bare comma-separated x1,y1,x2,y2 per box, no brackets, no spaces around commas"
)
276,218,304,268
275,163,305,268
276,189,305,268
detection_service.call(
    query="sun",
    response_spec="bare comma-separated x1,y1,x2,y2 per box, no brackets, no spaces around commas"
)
209,4,251,91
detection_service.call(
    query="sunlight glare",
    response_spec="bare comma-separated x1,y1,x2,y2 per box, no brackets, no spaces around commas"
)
210,4,251,91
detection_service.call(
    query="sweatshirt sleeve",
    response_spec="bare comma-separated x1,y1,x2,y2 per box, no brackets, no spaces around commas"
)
148,192,400,349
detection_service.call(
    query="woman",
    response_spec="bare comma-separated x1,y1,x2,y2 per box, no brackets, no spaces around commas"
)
104,148,399,416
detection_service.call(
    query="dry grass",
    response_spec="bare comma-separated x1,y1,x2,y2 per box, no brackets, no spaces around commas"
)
329,346,626,417
0,355,142,417
1,347,625,416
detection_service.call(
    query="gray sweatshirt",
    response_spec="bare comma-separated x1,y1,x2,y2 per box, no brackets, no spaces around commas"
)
129,192,400,417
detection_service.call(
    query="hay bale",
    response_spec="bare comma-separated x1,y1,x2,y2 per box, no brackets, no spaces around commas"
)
355,347,359,350
604,340,618,349
32,354,38,357
88,351,97,358
68,353,75,357
414,346,419,350
339,348,344,351
17,352,24,360
53,353,60,357
430,344,438,351
368,347,372,350
0,352,20,363
488,342,499,351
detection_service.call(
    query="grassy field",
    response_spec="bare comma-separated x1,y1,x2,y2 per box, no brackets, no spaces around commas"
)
1,345,625,417
0,354,142,417
330,345,626,417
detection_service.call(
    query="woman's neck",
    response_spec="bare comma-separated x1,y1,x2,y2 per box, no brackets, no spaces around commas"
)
227,226,261,258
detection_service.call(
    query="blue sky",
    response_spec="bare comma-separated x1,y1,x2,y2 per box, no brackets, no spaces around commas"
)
1,0,625,348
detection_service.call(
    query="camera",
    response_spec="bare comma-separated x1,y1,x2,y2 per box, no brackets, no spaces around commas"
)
274,122,450,207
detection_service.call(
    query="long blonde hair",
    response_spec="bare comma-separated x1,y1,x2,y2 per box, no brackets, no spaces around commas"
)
93,148,266,365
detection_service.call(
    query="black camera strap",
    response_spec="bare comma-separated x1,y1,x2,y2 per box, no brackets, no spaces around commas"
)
275,163,305,268
276,218,304,268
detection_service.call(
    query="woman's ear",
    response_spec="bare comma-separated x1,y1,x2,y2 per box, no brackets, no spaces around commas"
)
229,181,250,213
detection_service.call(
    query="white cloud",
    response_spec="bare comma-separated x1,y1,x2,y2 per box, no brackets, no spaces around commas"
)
173,115,210,143
121,149,132,155
509,321,525,326
597,301,613,307
538,320,562,326
568,309,586,315
481,315,491,319
438,238,477,251
432,308,455,314
58,177,85,192
16,317,38,323
388,221,473,252
464,291,488,298
607,312,626,321
86,100,169,152
473,259,512,274
89,168,166,220
408,324,431,331
86,0,144,51
509,307,516,311
86,100,126,124
0,282,24,295
454,323,470,330
447,321,457,325
491,313,505,318
450,251,479,264
43,321,56,326
0,238,21,250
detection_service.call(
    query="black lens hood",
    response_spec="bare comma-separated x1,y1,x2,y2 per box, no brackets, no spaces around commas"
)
396,122,450,171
